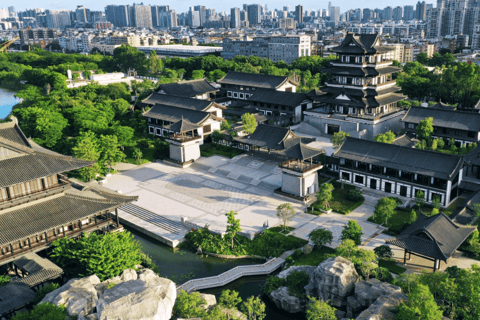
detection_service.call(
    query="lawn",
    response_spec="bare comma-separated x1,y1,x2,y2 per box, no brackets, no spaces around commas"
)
368,197,465,235
379,259,407,274
200,143,244,159
308,180,365,215
269,226,295,235
289,246,337,266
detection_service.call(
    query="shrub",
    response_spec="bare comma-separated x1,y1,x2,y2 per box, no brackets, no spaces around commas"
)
12,303,67,320
374,245,393,259
375,267,394,283
140,252,160,274
106,282,117,289
340,220,363,246
347,189,364,202
173,290,207,319
32,283,59,305
292,249,304,259
285,256,294,264
262,275,286,295
286,271,310,299
309,228,333,248
0,275,10,287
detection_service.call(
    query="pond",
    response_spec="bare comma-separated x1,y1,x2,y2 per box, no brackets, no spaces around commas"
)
0,89,21,119
130,228,305,320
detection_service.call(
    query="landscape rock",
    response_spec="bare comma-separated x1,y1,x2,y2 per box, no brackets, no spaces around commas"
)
277,265,317,296
354,279,402,307
95,269,139,296
96,271,176,320
199,293,217,309
355,291,407,320
269,287,306,313
40,275,100,316
314,256,360,307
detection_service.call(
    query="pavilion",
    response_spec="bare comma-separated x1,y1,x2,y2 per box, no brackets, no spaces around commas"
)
164,117,202,167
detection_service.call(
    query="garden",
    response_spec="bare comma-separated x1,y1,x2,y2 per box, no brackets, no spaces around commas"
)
200,142,244,159
308,180,365,215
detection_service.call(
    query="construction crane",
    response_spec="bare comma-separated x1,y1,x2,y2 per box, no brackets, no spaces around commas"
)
0,27,30,53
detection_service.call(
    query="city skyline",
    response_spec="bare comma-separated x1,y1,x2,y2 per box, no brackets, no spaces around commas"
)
6,0,435,15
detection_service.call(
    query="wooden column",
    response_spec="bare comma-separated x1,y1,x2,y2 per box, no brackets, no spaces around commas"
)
10,243,13,254
27,238,31,248
115,208,120,227
62,226,66,237
403,249,407,265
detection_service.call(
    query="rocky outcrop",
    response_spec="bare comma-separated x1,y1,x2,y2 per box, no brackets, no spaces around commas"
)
41,269,176,320
315,256,360,308
199,293,217,309
41,275,100,316
270,287,306,313
355,291,407,320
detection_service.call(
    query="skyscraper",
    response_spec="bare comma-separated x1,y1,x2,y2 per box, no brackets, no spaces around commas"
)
330,6,340,22
383,6,393,20
416,1,427,20
189,7,200,27
354,8,363,21
363,8,372,22
393,6,404,21
133,3,152,28
404,5,415,20
105,5,130,27
46,9,71,29
295,5,303,23
194,5,207,26
231,7,240,28
8,6,15,17
76,5,88,23
247,4,262,25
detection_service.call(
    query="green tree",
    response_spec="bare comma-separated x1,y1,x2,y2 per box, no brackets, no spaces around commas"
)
331,131,350,149
111,99,130,116
431,138,439,151
72,131,100,180
12,303,67,320
409,209,417,223
242,113,257,134
374,245,393,259
415,190,425,209
98,134,125,171
225,211,242,250
276,203,296,231
432,195,441,210
317,183,334,210
416,117,434,140
220,289,242,320
50,231,142,281
397,284,443,320
32,283,59,305
306,296,337,320
0,275,9,287
203,305,227,320
241,295,266,320
373,197,398,226
173,290,207,319
341,220,363,246
337,239,378,278
113,44,148,74
416,52,430,65
374,131,396,144
148,51,163,74
133,148,143,164
191,69,205,79
309,228,333,248
211,130,223,143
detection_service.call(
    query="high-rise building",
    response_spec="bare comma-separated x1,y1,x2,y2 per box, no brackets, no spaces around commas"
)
159,10,177,28
46,10,71,29
426,0,479,40
354,8,363,21
416,1,427,20
8,6,15,17
105,5,130,27
383,6,393,20
404,5,415,20
363,8,372,22
75,5,88,23
283,6,289,12
189,7,200,27
194,5,207,26
133,3,152,28
231,7,241,28
247,4,262,25
295,5,303,23
330,6,340,22
393,6,404,21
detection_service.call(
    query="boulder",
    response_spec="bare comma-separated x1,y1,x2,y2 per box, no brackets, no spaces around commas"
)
40,275,100,316
96,271,176,320
199,293,217,309
314,256,360,308
354,279,402,307
95,269,138,296
269,287,306,313
355,291,407,320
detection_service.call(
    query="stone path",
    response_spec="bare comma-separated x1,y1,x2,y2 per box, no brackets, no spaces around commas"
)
176,250,295,293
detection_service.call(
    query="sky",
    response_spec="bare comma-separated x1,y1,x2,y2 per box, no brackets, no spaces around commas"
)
5,0,433,14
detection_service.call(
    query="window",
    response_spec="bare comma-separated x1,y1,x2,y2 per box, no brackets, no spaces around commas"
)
468,131,476,138
341,171,350,180
455,130,462,136
355,175,364,184
407,123,414,129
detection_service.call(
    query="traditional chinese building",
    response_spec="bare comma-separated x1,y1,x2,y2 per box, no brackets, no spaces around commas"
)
304,33,406,139
0,120,137,266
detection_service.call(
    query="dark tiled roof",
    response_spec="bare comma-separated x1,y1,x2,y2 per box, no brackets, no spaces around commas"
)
234,124,314,150
142,93,225,111
402,107,480,132
430,101,456,111
392,134,417,148
0,188,137,247
158,79,219,97
218,71,297,89
0,153,93,188
386,213,476,261
333,137,463,180
322,66,402,76
0,122,30,148
464,145,480,166
0,283,36,315
164,118,201,132
12,252,63,287
247,89,310,107
331,33,393,54
143,104,213,125
315,88,404,108
278,142,324,160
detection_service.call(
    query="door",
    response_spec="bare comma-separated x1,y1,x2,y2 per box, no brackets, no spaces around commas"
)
385,182,392,193
400,185,408,197
370,179,377,190
327,124,340,135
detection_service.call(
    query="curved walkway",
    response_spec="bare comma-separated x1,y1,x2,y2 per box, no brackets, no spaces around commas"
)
176,250,294,293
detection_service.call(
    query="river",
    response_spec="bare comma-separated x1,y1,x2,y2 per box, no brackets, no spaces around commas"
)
130,229,306,320
0,89,21,119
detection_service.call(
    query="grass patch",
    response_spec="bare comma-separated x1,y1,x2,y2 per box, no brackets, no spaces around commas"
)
268,226,295,234
308,180,364,215
379,259,407,274
289,246,336,266
200,143,244,159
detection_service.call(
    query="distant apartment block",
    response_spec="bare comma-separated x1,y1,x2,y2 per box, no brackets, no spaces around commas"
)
19,28,58,47
45,9,71,29
222,35,311,64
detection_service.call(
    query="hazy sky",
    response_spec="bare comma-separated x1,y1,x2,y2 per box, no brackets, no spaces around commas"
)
6,0,433,14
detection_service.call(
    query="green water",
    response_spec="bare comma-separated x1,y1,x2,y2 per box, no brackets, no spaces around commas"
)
129,229,306,320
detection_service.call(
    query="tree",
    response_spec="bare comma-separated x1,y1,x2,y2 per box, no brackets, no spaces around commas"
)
341,220,363,246
276,203,295,231
317,183,334,210
211,130,223,143
72,131,100,180
12,303,67,320
331,131,350,149
220,289,242,320
374,131,396,144
432,195,441,210
416,52,430,65
409,209,417,223
225,211,242,250
306,296,337,320
133,148,143,164
337,239,378,278
396,284,443,320
309,228,333,248
242,113,257,134
373,197,398,226
191,69,205,79
113,44,148,74
98,135,125,171
416,117,434,140
173,290,207,319
241,296,266,320
431,138,439,151
50,231,142,281
472,203,480,217
374,245,393,259
415,190,425,209
148,51,163,74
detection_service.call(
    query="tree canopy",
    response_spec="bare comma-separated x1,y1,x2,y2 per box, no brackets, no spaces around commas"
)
242,113,257,134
